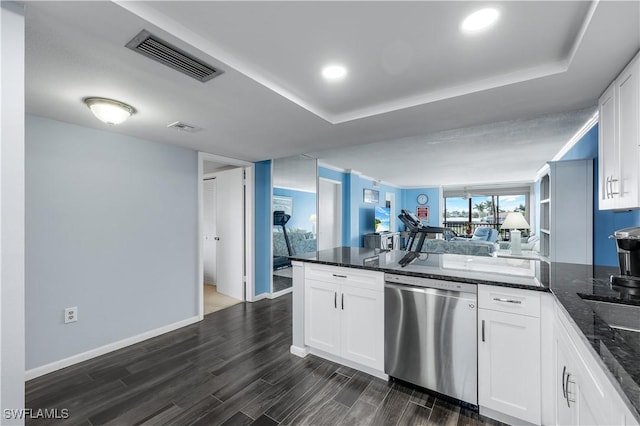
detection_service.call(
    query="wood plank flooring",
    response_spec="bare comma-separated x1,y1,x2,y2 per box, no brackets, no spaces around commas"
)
26,294,505,426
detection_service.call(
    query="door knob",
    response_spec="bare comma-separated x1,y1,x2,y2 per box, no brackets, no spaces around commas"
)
214,237,220,241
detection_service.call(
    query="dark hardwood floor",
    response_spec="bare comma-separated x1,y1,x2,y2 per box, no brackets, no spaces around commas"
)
26,294,505,426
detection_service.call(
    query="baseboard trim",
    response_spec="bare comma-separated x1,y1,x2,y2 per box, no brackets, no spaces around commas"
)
250,293,269,302
269,287,292,299
479,406,537,426
290,345,310,358
25,315,200,380
308,348,388,381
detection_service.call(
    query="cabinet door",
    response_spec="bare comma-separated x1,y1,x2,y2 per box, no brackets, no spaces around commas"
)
599,81,618,210
616,57,640,209
305,279,340,355
478,309,541,425
556,334,579,425
340,284,384,370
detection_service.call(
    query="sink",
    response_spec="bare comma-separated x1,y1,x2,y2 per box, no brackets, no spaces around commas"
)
580,298,640,333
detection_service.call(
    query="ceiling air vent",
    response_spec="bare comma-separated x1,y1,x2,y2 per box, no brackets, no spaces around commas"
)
126,30,222,83
167,121,203,133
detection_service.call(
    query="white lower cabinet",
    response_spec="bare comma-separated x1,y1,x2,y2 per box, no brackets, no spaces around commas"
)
477,285,541,425
555,309,611,425
304,265,384,371
554,305,639,426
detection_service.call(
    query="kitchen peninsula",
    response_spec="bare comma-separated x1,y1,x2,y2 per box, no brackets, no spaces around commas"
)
289,247,640,426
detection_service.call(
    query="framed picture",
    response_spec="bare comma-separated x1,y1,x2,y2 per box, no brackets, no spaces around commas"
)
363,188,379,204
273,195,293,215
416,206,429,221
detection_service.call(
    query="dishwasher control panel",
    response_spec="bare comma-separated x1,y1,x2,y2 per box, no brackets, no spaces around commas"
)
384,273,477,294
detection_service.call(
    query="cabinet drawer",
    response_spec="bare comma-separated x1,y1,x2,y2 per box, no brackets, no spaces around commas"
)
304,264,383,291
478,285,540,317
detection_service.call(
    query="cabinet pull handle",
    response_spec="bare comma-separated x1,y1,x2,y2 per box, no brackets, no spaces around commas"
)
606,176,611,198
565,373,573,407
562,366,567,398
481,320,485,342
610,177,619,196
332,274,347,278
492,297,522,304
341,293,344,310
334,292,337,309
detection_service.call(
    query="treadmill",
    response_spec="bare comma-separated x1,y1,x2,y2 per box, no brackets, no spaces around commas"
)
397,209,455,252
273,210,294,270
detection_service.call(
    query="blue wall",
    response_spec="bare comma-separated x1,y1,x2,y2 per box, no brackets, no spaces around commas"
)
273,187,316,231
402,188,441,227
254,160,272,296
318,167,440,247
559,124,640,266
350,174,404,246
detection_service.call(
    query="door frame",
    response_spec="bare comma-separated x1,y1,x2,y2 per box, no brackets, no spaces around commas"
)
318,177,343,250
198,152,255,320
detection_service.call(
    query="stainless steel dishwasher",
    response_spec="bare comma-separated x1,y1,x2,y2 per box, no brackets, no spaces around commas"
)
384,273,478,405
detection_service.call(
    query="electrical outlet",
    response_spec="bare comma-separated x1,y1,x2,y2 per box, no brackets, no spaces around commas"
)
64,307,78,324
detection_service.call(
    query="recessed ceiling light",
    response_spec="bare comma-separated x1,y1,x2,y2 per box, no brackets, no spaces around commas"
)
460,8,500,34
322,64,348,81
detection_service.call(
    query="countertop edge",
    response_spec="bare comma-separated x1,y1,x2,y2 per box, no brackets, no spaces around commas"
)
293,257,550,293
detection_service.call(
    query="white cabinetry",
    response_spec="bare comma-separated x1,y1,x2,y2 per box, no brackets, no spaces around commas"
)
554,305,639,426
598,51,640,210
537,159,593,264
477,285,541,425
304,264,384,371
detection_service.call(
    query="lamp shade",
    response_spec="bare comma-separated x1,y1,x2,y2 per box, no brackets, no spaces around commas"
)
84,97,135,125
501,211,530,230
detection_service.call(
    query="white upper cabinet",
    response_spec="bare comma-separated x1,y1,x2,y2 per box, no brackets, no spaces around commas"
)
598,51,640,210
599,82,617,210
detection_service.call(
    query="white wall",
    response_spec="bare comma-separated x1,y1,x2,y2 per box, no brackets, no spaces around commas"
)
1,2,26,423
25,115,199,372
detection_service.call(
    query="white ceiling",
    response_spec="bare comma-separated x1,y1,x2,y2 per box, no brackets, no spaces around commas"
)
24,1,640,187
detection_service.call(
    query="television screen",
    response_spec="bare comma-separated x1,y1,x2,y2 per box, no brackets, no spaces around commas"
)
375,206,391,233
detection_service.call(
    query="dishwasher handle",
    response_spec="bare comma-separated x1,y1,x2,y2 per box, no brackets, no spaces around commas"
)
492,297,522,304
385,281,477,299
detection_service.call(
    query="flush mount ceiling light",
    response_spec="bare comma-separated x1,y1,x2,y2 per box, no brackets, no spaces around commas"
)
83,97,136,125
460,8,500,34
321,64,348,81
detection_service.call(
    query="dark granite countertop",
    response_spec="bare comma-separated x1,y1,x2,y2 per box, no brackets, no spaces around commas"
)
291,247,640,420
291,247,548,290
547,262,640,422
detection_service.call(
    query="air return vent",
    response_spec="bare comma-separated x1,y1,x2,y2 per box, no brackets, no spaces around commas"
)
126,30,222,82
167,121,203,133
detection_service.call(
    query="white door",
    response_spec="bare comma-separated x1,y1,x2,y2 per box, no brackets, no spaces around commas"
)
318,179,341,251
203,178,217,285
215,167,245,300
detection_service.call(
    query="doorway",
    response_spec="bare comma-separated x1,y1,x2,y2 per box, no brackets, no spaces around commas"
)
198,153,254,319
318,178,342,250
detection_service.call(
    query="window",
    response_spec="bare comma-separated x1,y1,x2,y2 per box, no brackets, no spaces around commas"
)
443,187,530,239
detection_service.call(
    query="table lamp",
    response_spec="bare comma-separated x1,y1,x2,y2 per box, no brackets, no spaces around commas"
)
502,212,530,255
